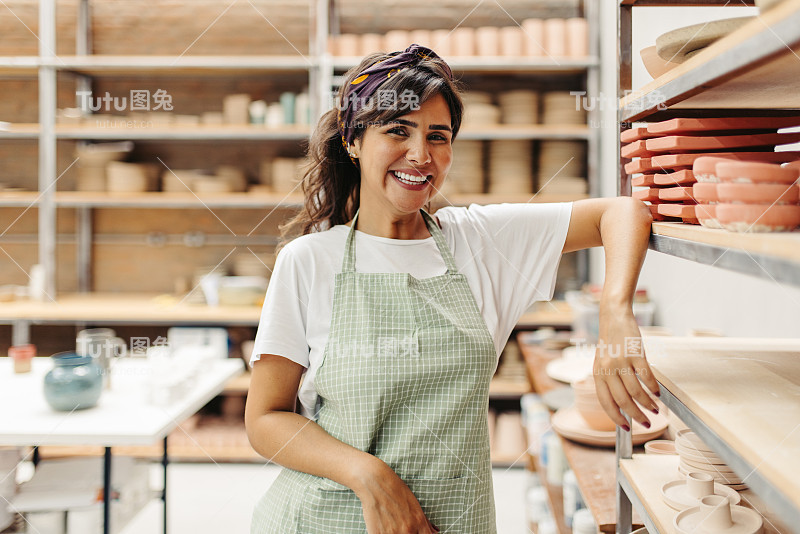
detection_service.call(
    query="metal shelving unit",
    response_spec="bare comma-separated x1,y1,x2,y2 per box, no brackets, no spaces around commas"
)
616,1,800,532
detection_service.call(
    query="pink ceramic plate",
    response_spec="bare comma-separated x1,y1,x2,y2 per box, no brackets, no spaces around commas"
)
659,187,696,202
652,151,800,169
658,204,697,218
647,116,800,135
716,183,799,204
693,182,719,203
646,132,800,153
622,140,658,159
621,127,656,143
632,188,661,202
551,407,668,447
653,169,696,186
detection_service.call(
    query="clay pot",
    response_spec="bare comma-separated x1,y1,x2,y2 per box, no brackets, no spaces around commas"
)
451,27,476,56
337,34,360,56
717,183,799,205
716,203,800,232
716,160,799,184
499,26,523,56
566,18,589,57
384,30,410,53
522,19,545,56
408,30,432,50
475,27,500,56
543,18,567,56
359,33,384,55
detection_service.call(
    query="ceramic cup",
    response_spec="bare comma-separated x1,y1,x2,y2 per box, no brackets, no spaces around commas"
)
76,328,126,388
9,343,36,374
687,472,715,499
698,495,733,530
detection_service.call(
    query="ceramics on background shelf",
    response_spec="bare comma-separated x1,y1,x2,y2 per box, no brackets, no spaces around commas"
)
661,472,741,512
551,407,668,447
674,495,763,534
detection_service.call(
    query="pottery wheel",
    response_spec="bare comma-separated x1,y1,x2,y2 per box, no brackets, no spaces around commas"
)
661,479,741,511
656,17,754,63
674,503,763,534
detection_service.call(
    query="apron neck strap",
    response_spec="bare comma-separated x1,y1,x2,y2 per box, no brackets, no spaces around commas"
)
342,209,459,274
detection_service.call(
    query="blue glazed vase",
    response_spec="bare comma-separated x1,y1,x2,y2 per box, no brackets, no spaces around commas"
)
43,352,103,411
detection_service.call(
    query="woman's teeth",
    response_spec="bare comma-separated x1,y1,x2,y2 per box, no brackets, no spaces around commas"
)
392,171,429,185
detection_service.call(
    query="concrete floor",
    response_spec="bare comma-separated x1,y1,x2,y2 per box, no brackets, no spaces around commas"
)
119,463,531,534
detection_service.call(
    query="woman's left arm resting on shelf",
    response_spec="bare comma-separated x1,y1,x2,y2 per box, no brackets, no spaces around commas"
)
562,197,660,428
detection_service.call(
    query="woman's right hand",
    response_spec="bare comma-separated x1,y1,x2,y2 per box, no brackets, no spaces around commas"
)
351,456,439,534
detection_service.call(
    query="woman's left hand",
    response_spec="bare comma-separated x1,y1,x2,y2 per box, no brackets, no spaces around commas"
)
593,306,660,430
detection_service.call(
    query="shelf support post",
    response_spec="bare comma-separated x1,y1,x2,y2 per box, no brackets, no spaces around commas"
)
39,0,58,298
615,417,633,534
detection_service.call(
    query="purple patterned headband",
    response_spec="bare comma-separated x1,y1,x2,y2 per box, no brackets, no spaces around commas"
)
337,44,453,156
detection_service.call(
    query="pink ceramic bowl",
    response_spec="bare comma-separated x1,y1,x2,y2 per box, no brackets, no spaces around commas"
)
716,160,799,185
716,203,800,232
692,156,733,183
692,182,718,204
576,404,616,432
716,183,799,205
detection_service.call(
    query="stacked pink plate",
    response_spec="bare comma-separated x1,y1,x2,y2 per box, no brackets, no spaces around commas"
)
623,116,800,225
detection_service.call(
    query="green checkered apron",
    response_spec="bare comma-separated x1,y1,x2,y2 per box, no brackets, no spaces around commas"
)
252,210,497,533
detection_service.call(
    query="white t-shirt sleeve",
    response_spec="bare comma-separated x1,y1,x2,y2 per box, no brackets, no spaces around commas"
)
250,241,311,368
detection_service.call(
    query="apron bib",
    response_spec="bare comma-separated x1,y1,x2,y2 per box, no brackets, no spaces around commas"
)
252,210,497,533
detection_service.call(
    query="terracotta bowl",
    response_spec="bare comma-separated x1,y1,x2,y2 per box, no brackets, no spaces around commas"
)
717,183,799,205
716,160,799,185
692,182,718,203
716,203,800,232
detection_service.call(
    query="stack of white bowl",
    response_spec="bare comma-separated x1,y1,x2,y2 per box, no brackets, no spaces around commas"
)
498,90,539,125
447,140,484,194
675,430,747,490
488,140,533,194
541,91,585,125
538,140,586,184
461,92,500,129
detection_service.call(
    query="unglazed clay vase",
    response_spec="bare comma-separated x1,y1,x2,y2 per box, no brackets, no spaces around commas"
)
44,352,103,411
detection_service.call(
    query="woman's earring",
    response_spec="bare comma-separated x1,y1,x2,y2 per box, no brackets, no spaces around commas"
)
348,148,358,159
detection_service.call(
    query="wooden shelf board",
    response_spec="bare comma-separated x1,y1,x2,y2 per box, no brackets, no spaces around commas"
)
0,191,585,209
619,454,679,533
651,221,800,263
516,300,573,329
645,336,800,513
531,454,570,534
459,124,590,141
0,55,312,75
620,453,790,534
332,56,598,73
0,292,261,325
223,372,252,394
0,123,310,140
620,0,800,121
560,436,634,533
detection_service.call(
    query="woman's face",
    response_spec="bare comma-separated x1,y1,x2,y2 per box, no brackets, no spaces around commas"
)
354,93,454,216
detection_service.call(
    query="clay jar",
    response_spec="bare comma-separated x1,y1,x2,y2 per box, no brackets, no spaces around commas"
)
43,352,103,411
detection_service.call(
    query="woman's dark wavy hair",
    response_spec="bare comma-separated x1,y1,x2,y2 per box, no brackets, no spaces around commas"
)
279,51,464,243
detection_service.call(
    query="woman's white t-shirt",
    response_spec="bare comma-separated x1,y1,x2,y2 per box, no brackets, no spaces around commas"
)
250,202,573,418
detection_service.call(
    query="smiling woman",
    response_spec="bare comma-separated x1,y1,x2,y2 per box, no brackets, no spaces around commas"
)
245,44,657,534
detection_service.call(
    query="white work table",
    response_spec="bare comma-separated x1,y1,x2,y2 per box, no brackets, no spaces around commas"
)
0,356,244,534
